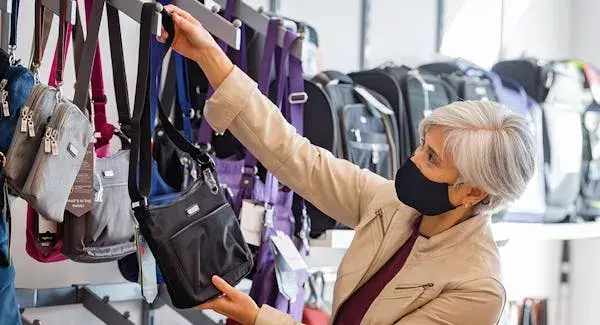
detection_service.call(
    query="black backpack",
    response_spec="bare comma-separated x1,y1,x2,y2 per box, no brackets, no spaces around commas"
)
419,61,498,102
353,65,457,153
492,59,554,103
303,71,399,238
348,69,412,164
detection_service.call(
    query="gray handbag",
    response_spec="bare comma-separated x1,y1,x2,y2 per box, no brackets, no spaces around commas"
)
20,100,93,222
4,84,58,194
62,148,136,262
61,0,136,262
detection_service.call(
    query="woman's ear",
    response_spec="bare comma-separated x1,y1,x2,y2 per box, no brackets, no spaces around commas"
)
466,186,488,207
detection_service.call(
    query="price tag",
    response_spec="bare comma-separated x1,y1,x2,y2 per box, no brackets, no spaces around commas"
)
66,143,94,217
273,249,298,301
271,232,308,271
239,200,265,246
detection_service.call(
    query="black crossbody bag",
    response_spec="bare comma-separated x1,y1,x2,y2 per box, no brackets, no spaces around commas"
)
128,4,253,309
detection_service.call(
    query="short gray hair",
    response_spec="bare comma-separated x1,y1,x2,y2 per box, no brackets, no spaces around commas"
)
419,100,536,214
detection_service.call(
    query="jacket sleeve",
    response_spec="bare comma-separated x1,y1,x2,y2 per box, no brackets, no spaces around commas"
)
394,278,505,325
204,66,387,228
254,305,304,325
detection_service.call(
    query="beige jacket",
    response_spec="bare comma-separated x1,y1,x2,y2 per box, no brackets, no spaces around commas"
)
204,67,506,325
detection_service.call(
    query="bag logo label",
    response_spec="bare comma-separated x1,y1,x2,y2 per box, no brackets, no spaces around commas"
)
186,204,200,217
67,143,79,158
102,170,115,178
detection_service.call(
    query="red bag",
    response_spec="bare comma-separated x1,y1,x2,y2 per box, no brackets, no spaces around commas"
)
302,272,331,325
302,306,330,325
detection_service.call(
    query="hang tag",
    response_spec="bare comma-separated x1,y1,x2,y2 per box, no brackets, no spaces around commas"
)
239,200,265,246
66,143,94,217
270,233,308,271
273,248,298,302
137,230,158,303
36,215,57,245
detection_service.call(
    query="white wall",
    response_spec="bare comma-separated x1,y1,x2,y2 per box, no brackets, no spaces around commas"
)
277,0,362,73
570,0,600,67
501,0,572,60
366,0,438,68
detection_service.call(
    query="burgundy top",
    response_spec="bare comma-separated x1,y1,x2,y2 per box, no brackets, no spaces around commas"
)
334,217,426,325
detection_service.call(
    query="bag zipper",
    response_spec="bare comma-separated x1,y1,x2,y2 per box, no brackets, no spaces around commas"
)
1,79,9,117
43,103,70,156
381,116,398,172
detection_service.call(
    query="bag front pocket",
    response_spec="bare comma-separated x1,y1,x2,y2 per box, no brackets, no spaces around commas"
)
169,203,250,290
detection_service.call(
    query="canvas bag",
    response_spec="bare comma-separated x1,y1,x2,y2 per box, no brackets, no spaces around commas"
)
128,4,252,308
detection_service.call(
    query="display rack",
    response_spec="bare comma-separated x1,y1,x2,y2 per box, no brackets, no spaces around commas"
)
311,221,600,250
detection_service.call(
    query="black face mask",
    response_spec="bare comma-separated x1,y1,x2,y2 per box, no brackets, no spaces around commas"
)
395,159,457,216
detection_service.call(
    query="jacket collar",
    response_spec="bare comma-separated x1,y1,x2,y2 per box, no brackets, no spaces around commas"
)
415,214,492,256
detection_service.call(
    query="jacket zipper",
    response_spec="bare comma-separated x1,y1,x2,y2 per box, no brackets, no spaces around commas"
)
395,283,434,290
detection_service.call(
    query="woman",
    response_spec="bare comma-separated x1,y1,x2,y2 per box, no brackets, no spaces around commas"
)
160,6,536,325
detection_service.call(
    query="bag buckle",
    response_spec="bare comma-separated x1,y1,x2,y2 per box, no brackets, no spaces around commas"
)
289,92,308,104
241,166,258,176
131,197,148,209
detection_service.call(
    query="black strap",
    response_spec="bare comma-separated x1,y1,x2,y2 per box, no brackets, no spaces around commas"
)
129,3,211,205
106,3,132,133
72,0,105,109
9,0,19,48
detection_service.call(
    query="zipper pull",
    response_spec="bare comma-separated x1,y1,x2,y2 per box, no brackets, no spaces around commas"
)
202,168,219,194
20,107,29,133
2,93,9,118
51,129,58,156
44,127,52,153
27,119,35,137
372,145,380,165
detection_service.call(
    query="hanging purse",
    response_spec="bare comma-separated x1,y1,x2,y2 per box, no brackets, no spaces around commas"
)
61,0,136,262
5,0,68,196
128,3,252,308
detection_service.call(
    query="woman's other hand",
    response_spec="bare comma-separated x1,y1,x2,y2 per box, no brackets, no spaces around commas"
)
196,276,260,325
158,5,233,89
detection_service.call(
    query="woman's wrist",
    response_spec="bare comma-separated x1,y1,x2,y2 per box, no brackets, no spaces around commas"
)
194,44,234,90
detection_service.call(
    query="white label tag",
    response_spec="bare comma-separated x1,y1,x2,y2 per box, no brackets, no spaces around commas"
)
137,231,158,304
273,249,298,302
239,200,265,246
270,233,308,271
423,83,435,92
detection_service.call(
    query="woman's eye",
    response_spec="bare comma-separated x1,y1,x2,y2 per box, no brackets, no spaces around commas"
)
427,152,436,164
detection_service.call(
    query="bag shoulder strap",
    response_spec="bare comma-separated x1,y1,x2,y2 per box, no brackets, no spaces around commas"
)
129,3,213,205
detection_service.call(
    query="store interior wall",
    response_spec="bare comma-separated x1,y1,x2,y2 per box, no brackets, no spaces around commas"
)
6,1,600,324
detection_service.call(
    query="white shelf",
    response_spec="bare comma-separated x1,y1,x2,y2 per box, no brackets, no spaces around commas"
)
310,221,600,250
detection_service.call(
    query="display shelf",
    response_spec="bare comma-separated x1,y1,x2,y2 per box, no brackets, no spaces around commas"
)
310,221,600,250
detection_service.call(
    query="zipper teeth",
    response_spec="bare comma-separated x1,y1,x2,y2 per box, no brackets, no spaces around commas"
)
395,283,434,290
31,89,57,128
48,102,71,135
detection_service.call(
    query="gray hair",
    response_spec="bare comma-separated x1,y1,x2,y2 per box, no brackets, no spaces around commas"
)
419,100,536,214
